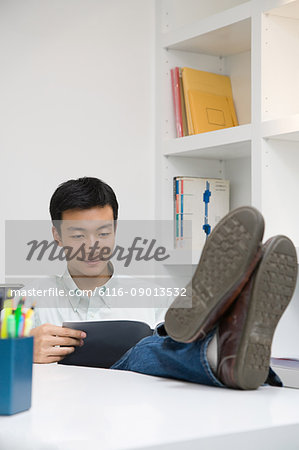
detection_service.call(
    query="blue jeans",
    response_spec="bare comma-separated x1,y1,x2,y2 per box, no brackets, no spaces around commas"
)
111,324,282,388
111,324,224,387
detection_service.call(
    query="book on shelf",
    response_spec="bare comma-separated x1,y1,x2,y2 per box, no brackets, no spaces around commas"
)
170,67,183,138
270,357,299,389
188,90,235,134
170,67,189,137
178,68,188,136
174,176,230,251
170,66,238,137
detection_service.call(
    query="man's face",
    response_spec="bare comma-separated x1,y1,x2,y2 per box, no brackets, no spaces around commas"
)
52,206,115,278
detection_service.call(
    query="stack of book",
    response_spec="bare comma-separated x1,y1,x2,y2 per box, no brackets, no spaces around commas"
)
174,176,229,251
271,357,299,389
170,67,238,137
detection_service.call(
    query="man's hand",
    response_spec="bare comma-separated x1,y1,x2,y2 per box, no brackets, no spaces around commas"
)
30,324,86,363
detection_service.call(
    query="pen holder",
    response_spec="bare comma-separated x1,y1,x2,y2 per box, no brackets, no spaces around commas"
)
0,337,33,415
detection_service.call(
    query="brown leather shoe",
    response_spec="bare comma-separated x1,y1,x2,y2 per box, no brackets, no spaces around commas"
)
165,206,265,343
217,235,298,390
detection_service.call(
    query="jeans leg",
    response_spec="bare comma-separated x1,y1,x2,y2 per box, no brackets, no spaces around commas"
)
111,325,224,388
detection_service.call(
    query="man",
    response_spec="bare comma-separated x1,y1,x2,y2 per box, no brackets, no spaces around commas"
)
27,177,166,363
26,177,297,389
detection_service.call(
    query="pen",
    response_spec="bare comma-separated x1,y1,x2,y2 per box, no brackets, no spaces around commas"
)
6,289,14,299
21,312,26,336
24,317,33,337
1,299,13,339
15,298,25,338
7,312,16,338
18,315,24,337
25,303,35,320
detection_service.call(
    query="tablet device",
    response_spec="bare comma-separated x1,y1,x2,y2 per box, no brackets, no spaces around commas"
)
58,320,153,368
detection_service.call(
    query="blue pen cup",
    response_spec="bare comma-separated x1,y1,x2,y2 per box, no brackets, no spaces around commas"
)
0,337,33,415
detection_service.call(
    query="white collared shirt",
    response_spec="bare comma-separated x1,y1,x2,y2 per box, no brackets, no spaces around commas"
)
20,268,168,329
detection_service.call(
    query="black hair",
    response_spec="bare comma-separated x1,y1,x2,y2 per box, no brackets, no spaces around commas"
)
50,177,118,228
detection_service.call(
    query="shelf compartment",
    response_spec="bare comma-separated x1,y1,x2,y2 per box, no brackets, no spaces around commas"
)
261,137,299,249
265,0,299,20
163,124,251,159
161,3,251,56
262,9,299,121
163,249,201,266
262,114,299,141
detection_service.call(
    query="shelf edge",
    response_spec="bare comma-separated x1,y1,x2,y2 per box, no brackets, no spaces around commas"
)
262,114,299,140
163,124,252,157
161,2,252,49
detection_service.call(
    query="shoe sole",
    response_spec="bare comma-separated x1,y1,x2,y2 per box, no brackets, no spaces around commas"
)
232,235,298,390
165,206,265,343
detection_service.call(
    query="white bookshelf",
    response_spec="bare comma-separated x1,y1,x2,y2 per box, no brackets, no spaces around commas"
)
156,0,252,227
156,0,299,246
155,0,299,356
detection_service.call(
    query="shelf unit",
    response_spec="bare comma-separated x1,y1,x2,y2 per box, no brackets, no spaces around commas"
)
156,0,252,233
156,0,299,246
155,0,299,357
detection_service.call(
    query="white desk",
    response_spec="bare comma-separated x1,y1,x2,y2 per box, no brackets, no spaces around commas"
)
1,364,299,450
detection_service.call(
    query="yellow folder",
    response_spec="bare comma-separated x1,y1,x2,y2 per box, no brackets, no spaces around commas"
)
188,90,235,134
182,67,238,134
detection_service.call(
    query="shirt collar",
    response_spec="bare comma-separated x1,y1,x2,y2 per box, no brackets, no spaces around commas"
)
61,263,115,311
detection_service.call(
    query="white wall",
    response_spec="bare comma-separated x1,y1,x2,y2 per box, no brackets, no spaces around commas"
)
0,0,156,219
0,0,156,281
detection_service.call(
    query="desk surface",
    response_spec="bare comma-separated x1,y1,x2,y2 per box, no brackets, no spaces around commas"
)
1,364,299,450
